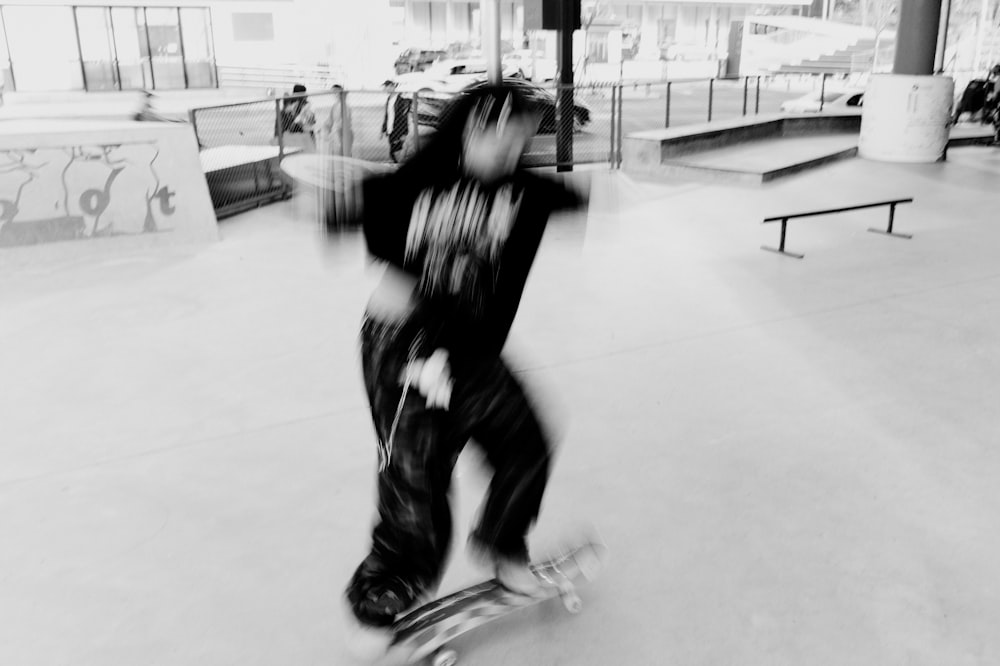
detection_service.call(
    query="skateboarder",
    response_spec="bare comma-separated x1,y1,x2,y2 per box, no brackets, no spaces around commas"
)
346,84,587,630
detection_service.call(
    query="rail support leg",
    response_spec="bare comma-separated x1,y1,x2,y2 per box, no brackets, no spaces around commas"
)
761,218,804,259
867,203,913,238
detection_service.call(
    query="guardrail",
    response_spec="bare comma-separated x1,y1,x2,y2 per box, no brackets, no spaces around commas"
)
762,198,914,259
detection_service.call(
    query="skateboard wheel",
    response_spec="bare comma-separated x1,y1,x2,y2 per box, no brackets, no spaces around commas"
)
562,593,583,614
433,649,459,666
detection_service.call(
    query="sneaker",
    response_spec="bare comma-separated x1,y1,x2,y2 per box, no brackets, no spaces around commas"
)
495,557,548,598
351,579,419,627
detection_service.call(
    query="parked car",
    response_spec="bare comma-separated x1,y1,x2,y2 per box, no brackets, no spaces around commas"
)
394,58,522,96
394,48,447,75
780,88,865,113
502,50,558,82
415,78,591,134
661,42,716,62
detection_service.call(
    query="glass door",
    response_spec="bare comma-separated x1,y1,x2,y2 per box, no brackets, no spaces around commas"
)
145,7,185,89
76,7,118,90
2,6,83,91
179,8,217,88
111,7,151,90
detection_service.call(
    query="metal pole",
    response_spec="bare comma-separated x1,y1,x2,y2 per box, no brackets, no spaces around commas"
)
72,8,88,90
820,73,827,111
176,8,189,89
755,76,760,113
556,0,575,172
188,107,199,146
617,83,624,169
936,0,953,73
708,78,714,122
143,8,156,90
609,84,617,164
481,0,502,84
665,81,672,128
742,76,749,115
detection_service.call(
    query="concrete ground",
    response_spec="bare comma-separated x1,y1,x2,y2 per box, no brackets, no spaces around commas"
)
2,146,1000,666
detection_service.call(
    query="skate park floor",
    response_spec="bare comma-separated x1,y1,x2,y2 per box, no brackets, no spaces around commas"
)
3,146,1000,666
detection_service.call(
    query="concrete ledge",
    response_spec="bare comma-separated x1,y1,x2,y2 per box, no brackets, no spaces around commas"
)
0,120,217,252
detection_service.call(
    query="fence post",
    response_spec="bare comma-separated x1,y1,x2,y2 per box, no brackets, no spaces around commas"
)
742,76,749,116
275,97,288,198
188,108,201,149
617,83,624,169
820,73,828,112
665,81,672,128
609,84,617,166
755,76,761,114
708,78,714,122
410,90,420,157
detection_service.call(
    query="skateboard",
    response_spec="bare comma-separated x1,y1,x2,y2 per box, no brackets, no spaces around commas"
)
385,541,607,666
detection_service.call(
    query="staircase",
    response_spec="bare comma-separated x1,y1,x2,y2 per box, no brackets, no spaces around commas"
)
776,37,892,75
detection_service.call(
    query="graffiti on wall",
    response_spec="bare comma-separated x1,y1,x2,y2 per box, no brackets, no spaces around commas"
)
0,142,177,247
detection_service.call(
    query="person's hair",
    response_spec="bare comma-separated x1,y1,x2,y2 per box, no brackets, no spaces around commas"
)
292,83,307,93
331,84,344,91
395,83,538,186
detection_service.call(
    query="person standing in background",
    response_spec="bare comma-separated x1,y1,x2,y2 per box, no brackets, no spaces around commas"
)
320,84,354,157
281,83,317,152
381,80,410,163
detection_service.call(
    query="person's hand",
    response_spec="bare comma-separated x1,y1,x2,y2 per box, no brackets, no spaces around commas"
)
400,348,452,409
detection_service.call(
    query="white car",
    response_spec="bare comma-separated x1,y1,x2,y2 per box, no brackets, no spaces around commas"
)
503,50,557,82
780,88,865,113
393,58,521,97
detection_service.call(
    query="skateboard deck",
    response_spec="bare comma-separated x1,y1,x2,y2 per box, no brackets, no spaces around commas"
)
386,541,607,666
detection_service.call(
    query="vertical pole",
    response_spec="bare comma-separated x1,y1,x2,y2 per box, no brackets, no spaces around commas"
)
72,8,88,91
188,108,199,147
107,8,123,90
779,218,788,252
617,83,625,169
609,84,617,165
410,90,420,156
708,78,714,122
176,8,189,89
820,73,827,111
936,0,953,72
887,203,896,234
482,0,502,84
143,8,156,90
755,75,761,113
742,76,749,115
556,0,576,172
665,81,672,128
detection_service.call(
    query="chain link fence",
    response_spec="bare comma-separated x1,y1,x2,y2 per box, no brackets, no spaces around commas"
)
188,79,810,220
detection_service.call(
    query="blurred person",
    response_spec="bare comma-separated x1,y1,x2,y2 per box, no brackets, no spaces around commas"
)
319,84,354,157
281,83,317,151
343,84,589,635
381,80,410,162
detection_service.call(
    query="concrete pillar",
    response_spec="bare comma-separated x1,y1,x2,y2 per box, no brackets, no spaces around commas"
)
894,0,944,74
860,0,954,163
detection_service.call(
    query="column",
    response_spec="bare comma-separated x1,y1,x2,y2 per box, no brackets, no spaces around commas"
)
859,0,954,162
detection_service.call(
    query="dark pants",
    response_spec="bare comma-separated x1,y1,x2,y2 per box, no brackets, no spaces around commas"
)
346,314,551,623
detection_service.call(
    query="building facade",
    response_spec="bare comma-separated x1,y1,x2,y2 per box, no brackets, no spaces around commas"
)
0,0,811,93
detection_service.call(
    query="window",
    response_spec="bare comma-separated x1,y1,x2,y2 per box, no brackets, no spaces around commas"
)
76,7,117,91
111,7,151,90
2,5,83,91
180,8,216,88
145,8,185,88
232,12,274,41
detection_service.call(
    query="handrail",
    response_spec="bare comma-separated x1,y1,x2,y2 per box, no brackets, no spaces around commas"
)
762,198,914,259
